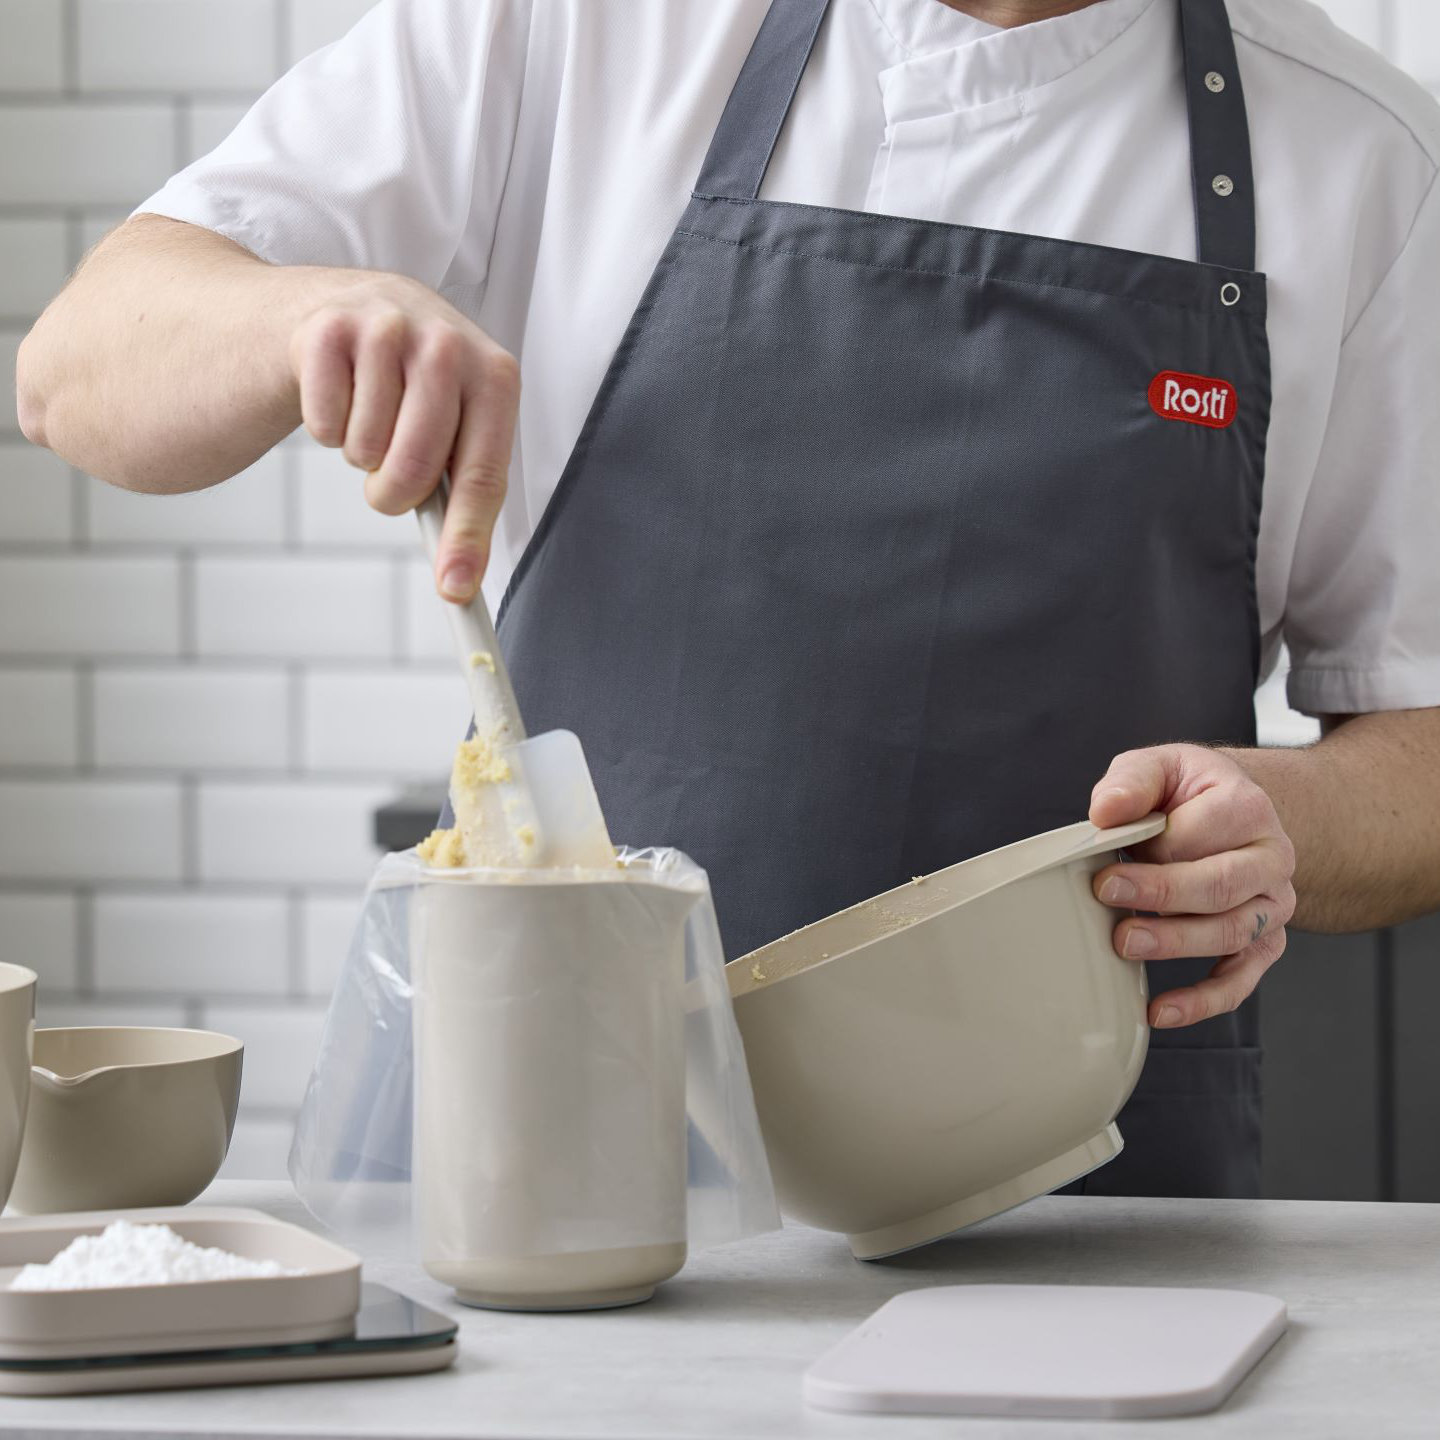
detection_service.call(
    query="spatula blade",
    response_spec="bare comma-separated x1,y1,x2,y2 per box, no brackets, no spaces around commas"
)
507,729,615,869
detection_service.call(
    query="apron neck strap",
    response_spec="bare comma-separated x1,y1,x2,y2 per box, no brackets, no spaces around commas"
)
696,0,1256,272
1178,0,1257,271
694,0,831,202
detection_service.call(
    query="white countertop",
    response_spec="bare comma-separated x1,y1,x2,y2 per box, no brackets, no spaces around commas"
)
2,1182,1437,1439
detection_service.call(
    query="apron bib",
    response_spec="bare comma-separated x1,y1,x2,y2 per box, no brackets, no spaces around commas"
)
495,0,1273,1198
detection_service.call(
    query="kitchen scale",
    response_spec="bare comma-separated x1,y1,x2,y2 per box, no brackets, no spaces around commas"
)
0,1284,457,1396
805,1284,1287,1420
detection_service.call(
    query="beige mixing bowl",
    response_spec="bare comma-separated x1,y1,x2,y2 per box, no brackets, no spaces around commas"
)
8,1027,243,1215
727,815,1165,1259
0,964,37,1211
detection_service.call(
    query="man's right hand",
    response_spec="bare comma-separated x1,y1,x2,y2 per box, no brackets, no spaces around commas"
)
289,274,520,602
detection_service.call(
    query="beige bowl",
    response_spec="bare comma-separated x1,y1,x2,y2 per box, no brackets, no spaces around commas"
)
0,965,37,1210
727,816,1165,1259
9,1028,243,1215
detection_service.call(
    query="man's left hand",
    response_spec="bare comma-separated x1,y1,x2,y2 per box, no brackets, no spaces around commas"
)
1089,745,1296,1030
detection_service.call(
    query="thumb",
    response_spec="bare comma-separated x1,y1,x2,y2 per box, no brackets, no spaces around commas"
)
1089,748,1178,830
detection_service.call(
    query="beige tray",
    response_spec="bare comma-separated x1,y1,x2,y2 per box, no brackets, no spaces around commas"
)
0,1338,457,1397
0,1206,361,1360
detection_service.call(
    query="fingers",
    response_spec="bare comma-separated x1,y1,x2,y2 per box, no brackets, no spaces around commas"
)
1112,887,1294,961
1127,781,1288,866
289,282,520,591
1085,744,1297,1028
1088,748,1182,829
436,348,520,602
294,312,354,447
1148,928,1287,1028
342,312,407,472
363,332,463,519
1095,847,1285,916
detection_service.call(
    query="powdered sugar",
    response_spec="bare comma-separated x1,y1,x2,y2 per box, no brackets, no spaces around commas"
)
9,1221,300,1291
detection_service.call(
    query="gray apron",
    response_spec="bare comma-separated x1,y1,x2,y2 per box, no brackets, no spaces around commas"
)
495,0,1272,1198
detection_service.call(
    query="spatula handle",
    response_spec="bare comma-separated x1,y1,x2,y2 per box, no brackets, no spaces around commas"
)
415,483,527,743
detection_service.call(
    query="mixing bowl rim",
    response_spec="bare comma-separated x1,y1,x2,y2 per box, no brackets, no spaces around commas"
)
31,1026,244,1083
727,813,1165,1000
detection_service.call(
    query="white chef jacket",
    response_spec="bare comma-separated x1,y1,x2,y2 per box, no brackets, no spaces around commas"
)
136,0,1440,718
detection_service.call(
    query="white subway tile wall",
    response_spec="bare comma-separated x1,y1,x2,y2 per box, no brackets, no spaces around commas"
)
1396,7,1440,81
92,891,289,996
0,778,183,882
93,666,291,769
196,779,394,884
0,554,181,654
0,445,72,542
0,668,79,766
0,893,79,992
0,327,20,429
0,104,177,206
186,103,255,165
0,219,70,315
0,1,66,93
194,554,396,659
76,0,281,93
300,893,360,997
0,0,1431,1177
302,669,465,776
86,453,289,546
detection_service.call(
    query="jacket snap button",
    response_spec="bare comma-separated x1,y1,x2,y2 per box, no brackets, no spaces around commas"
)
1212,174,1235,197
1205,71,1226,93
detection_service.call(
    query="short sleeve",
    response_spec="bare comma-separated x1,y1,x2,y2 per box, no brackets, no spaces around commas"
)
133,0,530,289
1284,167,1440,718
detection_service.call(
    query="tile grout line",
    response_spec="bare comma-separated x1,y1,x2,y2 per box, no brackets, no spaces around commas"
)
1378,0,1398,61
287,887,306,999
75,660,94,771
0,539,420,557
0,652,450,672
0,89,272,107
61,0,80,97
63,210,85,274
391,554,409,662
174,95,192,174
69,466,88,547
287,662,305,774
275,0,293,75
178,549,197,658
75,887,95,997
283,442,301,550
0,877,368,897
180,775,200,886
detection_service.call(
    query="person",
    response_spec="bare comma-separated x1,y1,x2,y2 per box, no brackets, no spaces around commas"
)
16,0,1440,1199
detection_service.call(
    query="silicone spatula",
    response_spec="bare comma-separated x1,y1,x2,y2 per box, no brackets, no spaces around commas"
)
415,482,615,869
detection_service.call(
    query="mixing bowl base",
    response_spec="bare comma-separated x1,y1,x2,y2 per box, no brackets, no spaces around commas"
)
847,1123,1124,1261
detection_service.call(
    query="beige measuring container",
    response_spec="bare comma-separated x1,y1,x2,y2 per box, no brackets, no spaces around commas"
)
411,862,696,1311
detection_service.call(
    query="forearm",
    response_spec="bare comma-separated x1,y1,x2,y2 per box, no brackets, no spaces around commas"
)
17,215,357,493
1223,707,1440,932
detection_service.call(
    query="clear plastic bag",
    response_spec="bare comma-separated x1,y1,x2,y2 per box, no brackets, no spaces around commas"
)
289,848,778,1275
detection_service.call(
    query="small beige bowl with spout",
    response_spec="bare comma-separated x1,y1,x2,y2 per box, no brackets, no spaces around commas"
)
727,816,1165,1260
8,1028,243,1215
0,964,38,1210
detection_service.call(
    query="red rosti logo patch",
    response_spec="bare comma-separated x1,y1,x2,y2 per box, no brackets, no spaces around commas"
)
1148,371,1237,429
